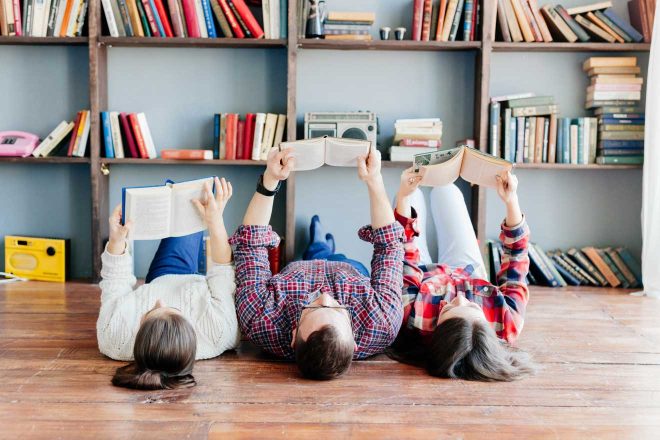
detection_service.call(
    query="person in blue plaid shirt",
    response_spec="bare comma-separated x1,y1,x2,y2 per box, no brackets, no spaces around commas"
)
229,145,405,380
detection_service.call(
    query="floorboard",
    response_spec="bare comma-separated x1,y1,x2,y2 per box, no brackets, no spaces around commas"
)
1,282,659,439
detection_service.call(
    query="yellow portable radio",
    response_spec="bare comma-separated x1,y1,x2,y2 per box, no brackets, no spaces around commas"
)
4,236,70,283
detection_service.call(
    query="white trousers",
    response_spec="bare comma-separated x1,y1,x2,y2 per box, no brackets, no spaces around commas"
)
397,185,487,277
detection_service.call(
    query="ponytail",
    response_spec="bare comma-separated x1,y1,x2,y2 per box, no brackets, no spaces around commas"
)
112,363,196,390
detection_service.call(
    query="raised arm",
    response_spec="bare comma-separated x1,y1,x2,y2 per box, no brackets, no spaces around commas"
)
394,167,426,288
192,176,233,264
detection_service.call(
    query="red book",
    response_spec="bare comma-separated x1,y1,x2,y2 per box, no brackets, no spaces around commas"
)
141,0,161,36
128,113,149,159
12,0,22,35
225,114,238,160
161,149,213,159
181,0,200,37
243,113,256,160
412,0,424,40
230,0,264,38
421,0,432,40
629,0,651,42
400,139,441,147
119,112,139,158
153,0,175,37
520,0,543,41
217,0,245,37
435,0,448,40
470,0,478,40
236,120,245,159
67,112,82,157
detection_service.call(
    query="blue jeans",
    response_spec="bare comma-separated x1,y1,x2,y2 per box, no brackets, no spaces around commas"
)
145,232,205,284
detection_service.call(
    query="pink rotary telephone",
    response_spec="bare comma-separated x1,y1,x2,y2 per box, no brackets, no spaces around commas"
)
0,131,40,157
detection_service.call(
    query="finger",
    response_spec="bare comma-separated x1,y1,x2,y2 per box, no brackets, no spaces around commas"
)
123,220,133,232
284,156,295,173
111,204,122,218
213,177,221,201
192,199,205,218
221,177,229,199
227,181,233,199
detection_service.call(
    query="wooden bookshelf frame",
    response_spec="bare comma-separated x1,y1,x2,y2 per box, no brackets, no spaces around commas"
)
1,3,649,281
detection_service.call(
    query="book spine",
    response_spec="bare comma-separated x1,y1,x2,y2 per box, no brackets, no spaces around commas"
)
213,114,220,159
528,244,558,287
117,0,134,35
180,0,198,37
440,0,458,41
489,101,500,157
538,245,567,286
561,118,570,163
124,0,143,37
147,0,165,35
567,249,607,286
603,7,643,42
555,5,590,41
199,0,216,37
435,0,447,40
576,118,584,164
227,0,251,37
593,10,630,42
471,0,478,40
527,116,536,163
119,113,138,158
412,0,423,41
45,0,59,36
616,248,642,285
225,113,237,160
75,110,91,157
551,259,581,286
541,117,549,163
279,0,286,38
607,248,638,287
575,14,614,42
582,247,620,287
128,113,148,158
217,0,243,37
42,122,75,157
66,112,82,156
74,0,88,36
244,113,255,159
628,0,650,43
510,0,534,41
209,0,232,37
448,0,464,41
547,114,557,163
462,0,473,41
598,249,630,288
515,116,524,163
261,0,269,38
166,0,185,36
219,114,227,159
134,0,151,36
101,112,114,158
421,0,432,41
252,113,266,160
556,253,596,285
522,117,530,163
109,113,124,158
528,0,552,41
236,120,245,159
511,104,558,117
596,156,644,165
72,110,87,156
161,149,212,159
520,0,542,42
152,0,173,36
140,0,160,35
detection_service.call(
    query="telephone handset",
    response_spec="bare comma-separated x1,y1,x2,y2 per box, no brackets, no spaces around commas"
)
0,131,40,157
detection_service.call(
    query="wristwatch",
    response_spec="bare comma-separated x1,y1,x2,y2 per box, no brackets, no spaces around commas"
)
256,174,282,197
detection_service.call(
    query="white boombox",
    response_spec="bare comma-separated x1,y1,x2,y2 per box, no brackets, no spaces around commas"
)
304,112,378,145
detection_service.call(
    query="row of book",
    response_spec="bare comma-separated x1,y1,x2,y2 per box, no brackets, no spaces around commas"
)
488,241,643,288
585,57,645,165
322,11,374,41
102,111,157,158
31,110,90,157
0,0,87,36
412,0,480,42
102,0,285,38
213,112,286,160
389,118,443,162
496,0,645,43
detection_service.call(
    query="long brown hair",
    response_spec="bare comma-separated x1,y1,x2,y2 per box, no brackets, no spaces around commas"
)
112,313,197,390
388,318,534,382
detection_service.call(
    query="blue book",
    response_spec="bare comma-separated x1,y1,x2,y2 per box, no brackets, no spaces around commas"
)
600,118,645,125
213,114,220,159
280,0,288,38
599,140,644,149
603,8,643,42
462,0,474,41
201,0,217,38
101,112,114,159
600,113,644,120
148,0,166,36
561,118,571,164
556,117,564,163
576,118,584,164
552,259,581,286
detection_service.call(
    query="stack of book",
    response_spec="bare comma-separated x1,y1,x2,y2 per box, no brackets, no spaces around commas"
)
0,0,88,36
322,11,374,41
628,0,656,42
411,0,479,41
101,111,157,158
584,56,645,165
101,0,284,38
488,241,642,288
31,110,90,158
389,118,442,162
212,112,286,160
496,1,644,43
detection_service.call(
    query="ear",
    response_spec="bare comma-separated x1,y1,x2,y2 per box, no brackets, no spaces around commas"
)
290,327,297,349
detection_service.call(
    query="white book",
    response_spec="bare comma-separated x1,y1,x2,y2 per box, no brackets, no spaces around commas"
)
32,0,47,36
193,0,207,37
65,0,82,36
109,112,125,158
259,113,278,160
54,0,69,36
32,121,68,157
262,0,270,38
280,136,371,171
123,177,213,241
582,118,590,165
272,114,286,149
75,110,91,157
137,113,158,159
3,0,16,35
251,113,266,160
40,0,52,36
394,118,442,127
271,0,279,40
40,122,75,157
74,0,88,36
107,0,126,36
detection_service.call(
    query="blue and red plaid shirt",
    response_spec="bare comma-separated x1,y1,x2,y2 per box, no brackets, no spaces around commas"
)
229,223,405,360
396,210,530,344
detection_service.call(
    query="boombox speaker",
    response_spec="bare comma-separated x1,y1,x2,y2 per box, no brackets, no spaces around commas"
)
5,236,70,283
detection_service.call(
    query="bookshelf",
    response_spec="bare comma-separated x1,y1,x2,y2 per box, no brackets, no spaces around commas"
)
0,0,649,281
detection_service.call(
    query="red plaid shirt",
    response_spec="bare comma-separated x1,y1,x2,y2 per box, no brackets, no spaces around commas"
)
229,223,405,360
396,210,530,344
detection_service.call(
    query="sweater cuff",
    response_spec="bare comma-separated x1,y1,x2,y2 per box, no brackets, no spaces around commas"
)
500,215,530,243
394,207,420,241
358,222,405,245
101,243,133,269
229,225,280,249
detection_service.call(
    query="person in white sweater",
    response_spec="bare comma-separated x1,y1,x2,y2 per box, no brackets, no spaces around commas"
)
97,177,241,390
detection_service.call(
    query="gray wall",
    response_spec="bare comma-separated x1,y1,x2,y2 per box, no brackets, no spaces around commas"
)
0,46,92,278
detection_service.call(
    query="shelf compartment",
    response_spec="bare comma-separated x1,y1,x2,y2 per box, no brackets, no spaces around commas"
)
0,36,88,46
98,37,287,48
298,39,481,51
492,42,651,52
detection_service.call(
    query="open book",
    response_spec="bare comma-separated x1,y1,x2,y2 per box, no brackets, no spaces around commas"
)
122,177,213,241
414,146,513,188
279,136,371,171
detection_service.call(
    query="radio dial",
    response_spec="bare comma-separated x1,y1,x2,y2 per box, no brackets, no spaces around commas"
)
46,247,56,256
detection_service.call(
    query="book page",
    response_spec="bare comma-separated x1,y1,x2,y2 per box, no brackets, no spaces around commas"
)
125,187,172,241
460,148,513,188
324,137,370,167
281,138,327,171
417,148,464,187
170,177,213,237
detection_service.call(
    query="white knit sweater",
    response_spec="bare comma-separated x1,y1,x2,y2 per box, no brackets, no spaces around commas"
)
97,246,241,361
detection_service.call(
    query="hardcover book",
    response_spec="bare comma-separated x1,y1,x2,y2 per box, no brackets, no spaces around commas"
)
280,136,371,171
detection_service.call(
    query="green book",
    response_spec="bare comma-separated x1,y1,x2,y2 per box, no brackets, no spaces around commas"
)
512,105,558,117
597,248,630,288
507,96,555,108
599,131,645,140
567,248,608,286
596,156,644,165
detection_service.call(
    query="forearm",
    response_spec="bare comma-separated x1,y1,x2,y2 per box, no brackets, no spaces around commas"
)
107,239,127,256
505,195,523,227
368,177,395,229
209,221,232,264
242,173,278,226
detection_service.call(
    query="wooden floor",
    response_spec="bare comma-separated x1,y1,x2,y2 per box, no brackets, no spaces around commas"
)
1,282,659,439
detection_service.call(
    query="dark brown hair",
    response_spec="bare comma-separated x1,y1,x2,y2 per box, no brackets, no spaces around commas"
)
112,313,197,390
295,325,354,380
389,318,534,382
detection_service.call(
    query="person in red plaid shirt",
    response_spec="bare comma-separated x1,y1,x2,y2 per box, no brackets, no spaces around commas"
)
388,168,534,381
229,146,405,380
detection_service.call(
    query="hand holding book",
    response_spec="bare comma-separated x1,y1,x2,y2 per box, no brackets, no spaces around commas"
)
108,204,132,255
192,177,233,232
